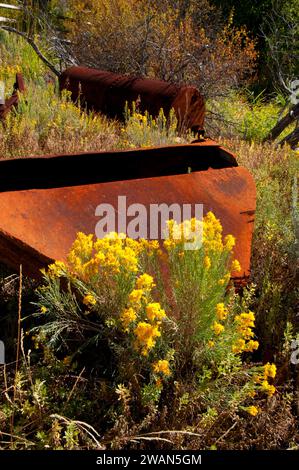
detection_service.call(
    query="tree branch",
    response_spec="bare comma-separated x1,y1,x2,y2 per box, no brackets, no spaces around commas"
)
264,102,299,142
0,25,60,77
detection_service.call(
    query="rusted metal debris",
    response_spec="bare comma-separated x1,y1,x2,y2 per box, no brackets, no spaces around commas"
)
0,141,255,282
59,66,205,134
0,73,25,121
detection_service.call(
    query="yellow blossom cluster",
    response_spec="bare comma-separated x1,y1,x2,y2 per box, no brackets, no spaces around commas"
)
146,303,166,322
245,405,259,416
216,303,228,321
162,213,237,269
210,303,228,339
152,359,171,376
263,362,277,379
260,380,276,396
254,364,276,396
120,307,137,331
232,312,259,353
203,255,211,269
136,273,156,291
231,259,241,273
211,321,225,335
119,273,167,356
134,322,161,356
218,272,231,286
256,362,276,396
47,260,66,278
83,293,97,307
163,218,202,251
67,232,141,280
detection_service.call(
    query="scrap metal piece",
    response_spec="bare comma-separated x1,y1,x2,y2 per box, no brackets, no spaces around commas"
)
59,66,205,134
0,142,255,280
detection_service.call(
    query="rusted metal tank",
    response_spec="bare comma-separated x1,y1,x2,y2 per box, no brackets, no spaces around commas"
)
59,66,205,134
0,140,255,283
0,73,25,121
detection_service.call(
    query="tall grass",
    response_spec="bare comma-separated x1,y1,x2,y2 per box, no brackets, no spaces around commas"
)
220,138,298,360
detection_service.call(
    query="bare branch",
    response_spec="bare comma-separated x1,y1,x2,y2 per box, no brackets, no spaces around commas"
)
1,25,60,77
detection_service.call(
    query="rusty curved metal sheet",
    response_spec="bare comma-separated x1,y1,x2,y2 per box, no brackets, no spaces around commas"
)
0,73,25,121
0,142,255,280
59,66,205,133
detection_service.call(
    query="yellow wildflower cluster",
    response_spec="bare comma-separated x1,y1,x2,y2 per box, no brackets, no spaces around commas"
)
163,212,237,262
231,259,241,273
134,322,161,356
253,363,276,396
67,232,140,280
128,289,144,306
216,303,228,321
203,255,211,269
120,307,137,331
136,273,155,291
260,380,276,396
263,362,277,379
47,260,66,278
164,218,202,251
257,362,276,396
210,303,227,340
245,406,259,416
83,293,97,307
120,272,167,356
211,321,225,335
146,303,166,322
152,359,171,377
232,312,259,353
224,234,235,251
203,211,224,253
218,272,231,286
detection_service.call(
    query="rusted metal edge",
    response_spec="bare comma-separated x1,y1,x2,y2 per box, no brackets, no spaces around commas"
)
0,141,237,192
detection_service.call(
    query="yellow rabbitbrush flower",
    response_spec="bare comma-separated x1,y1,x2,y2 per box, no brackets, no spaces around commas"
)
231,259,241,272
152,359,171,376
68,232,140,280
212,321,225,335
263,362,277,379
232,338,246,354
224,234,235,251
83,293,97,307
136,273,155,291
47,261,66,278
218,272,231,286
120,307,137,331
134,322,161,356
128,289,144,307
244,340,259,352
203,255,211,269
245,406,259,416
234,312,256,340
216,303,228,321
261,380,276,396
146,303,166,322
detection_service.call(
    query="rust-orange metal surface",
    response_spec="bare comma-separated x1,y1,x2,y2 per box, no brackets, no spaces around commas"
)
0,142,255,280
59,66,205,133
